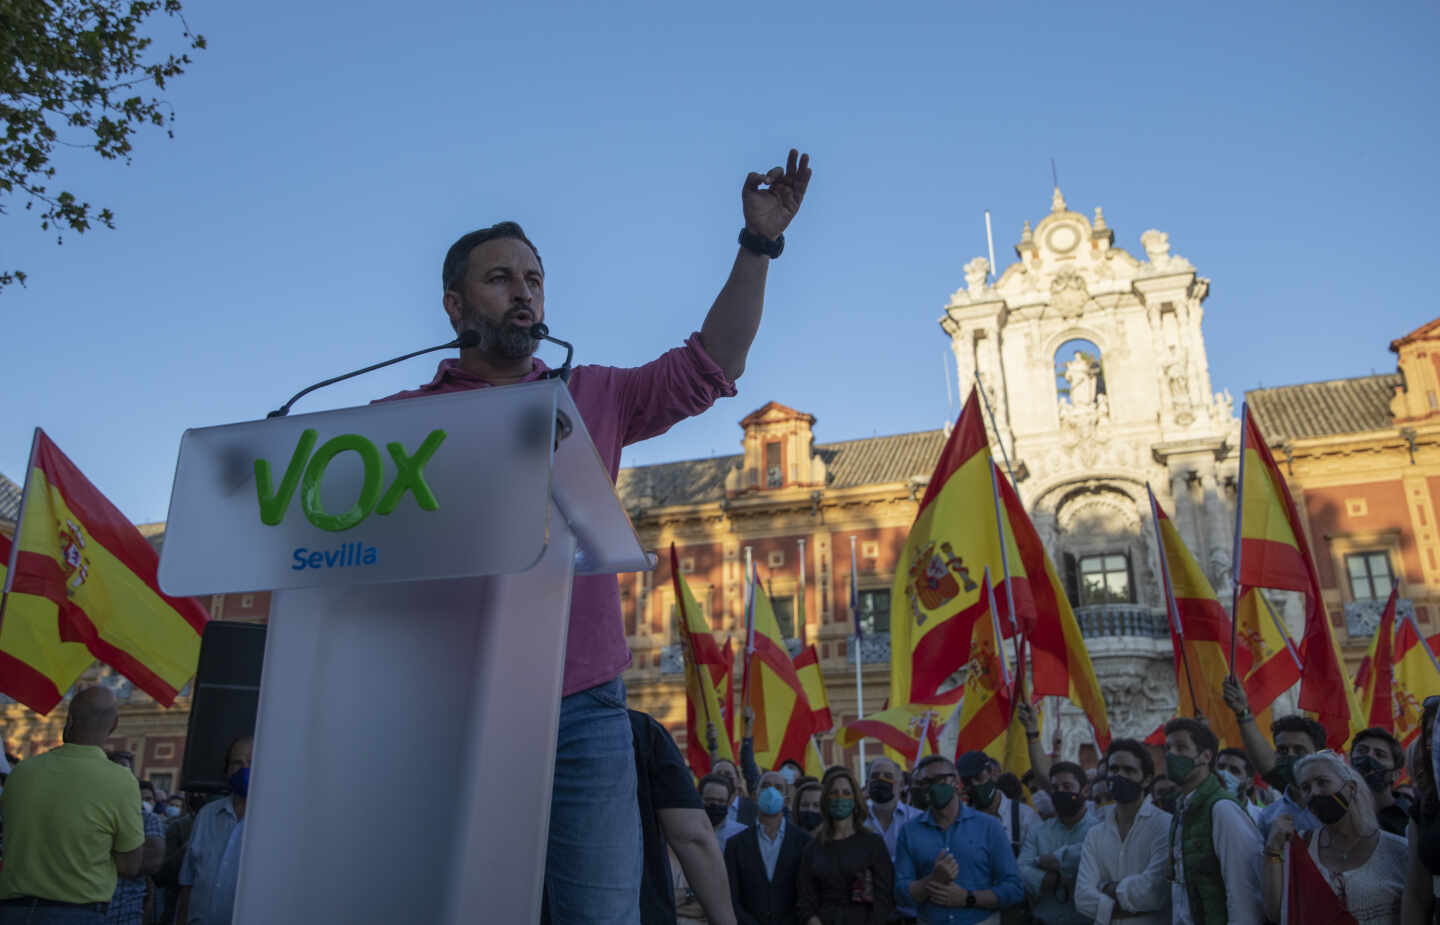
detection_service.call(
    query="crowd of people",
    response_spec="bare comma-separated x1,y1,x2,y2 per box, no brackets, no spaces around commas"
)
634,689,1440,925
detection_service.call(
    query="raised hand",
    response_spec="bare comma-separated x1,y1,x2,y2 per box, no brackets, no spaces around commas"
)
742,149,812,241
1222,674,1251,717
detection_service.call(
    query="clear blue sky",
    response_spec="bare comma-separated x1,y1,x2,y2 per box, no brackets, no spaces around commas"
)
4,1,1437,523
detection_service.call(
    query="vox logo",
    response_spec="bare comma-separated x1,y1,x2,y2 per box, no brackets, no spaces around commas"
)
255,429,448,532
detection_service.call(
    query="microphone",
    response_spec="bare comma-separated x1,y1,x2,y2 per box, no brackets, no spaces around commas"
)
530,323,574,384
266,330,480,418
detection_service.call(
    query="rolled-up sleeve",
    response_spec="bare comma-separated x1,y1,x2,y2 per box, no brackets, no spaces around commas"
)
1017,824,1046,897
614,334,736,446
987,818,1025,907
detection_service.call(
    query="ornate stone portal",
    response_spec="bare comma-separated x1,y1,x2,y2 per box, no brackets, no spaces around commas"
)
940,190,1241,752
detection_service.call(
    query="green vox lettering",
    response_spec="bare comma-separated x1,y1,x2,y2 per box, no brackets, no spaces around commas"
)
254,429,448,531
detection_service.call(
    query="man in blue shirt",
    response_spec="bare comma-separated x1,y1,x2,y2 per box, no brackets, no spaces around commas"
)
894,755,1024,924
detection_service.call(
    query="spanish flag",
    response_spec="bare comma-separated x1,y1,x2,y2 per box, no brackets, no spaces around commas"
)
1233,587,1302,721
995,468,1110,749
671,544,734,774
1236,406,1355,748
2,430,205,710
746,566,818,770
1357,588,1399,731
794,644,832,733
953,574,1014,758
0,532,95,714
1394,612,1440,746
1150,489,1244,748
841,696,959,768
889,389,1032,708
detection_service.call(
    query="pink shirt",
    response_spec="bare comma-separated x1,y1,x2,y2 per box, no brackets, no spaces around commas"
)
375,333,736,696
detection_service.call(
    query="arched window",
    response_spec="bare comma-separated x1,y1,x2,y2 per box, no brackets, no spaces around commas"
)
1054,339,1105,405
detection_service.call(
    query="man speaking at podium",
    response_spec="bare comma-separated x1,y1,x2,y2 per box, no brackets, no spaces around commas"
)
379,149,811,923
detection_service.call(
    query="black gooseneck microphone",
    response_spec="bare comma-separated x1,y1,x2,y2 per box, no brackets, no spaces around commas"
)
530,323,574,383
266,330,480,418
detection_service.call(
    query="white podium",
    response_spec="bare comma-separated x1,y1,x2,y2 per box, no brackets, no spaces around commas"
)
159,381,649,924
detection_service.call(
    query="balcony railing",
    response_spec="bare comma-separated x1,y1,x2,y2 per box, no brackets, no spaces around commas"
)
1344,597,1414,637
1074,605,1170,639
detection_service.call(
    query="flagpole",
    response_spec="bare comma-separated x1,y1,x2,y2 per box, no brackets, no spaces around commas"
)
851,535,866,784
1228,402,1250,674
914,711,932,765
1148,485,1202,717
812,735,825,770
976,375,1023,663
741,547,755,729
798,538,807,642
1259,589,1306,673
0,430,42,628
673,545,718,738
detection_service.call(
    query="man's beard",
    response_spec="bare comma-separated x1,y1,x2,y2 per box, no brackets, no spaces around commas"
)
457,302,538,360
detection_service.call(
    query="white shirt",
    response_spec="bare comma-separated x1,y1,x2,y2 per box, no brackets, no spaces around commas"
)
1075,799,1173,925
1170,791,1265,925
994,793,1040,854
756,816,787,882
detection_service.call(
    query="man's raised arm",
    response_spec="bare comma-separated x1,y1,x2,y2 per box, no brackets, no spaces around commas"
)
699,149,811,381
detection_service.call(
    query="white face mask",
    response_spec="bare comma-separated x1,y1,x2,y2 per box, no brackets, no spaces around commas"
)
142,800,154,814
165,805,182,818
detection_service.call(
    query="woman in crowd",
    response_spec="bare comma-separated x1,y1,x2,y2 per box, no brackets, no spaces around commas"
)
794,768,894,925
794,780,824,836
1403,697,1439,925
1262,750,1407,924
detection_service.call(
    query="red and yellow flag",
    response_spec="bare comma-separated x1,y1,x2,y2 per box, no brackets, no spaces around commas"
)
842,696,960,768
889,389,1032,708
1233,587,1302,720
794,644,832,733
0,532,95,714
1357,588,1399,731
2,430,205,710
1151,490,1245,749
1236,406,1354,748
996,469,1110,749
952,575,1015,759
1395,614,1440,746
746,568,818,770
671,544,735,774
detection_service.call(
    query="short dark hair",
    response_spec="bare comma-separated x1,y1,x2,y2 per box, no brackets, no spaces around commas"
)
1106,738,1155,779
1049,761,1087,790
915,755,958,778
997,772,1022,800
697,773,734,802
139,779,156,794
1272,714,1327,752
1164,717,1219,767
1218,747,1255,777
1351,727,1405,769
442,221,543,292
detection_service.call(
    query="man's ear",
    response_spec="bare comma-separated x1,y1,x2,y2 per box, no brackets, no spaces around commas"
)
442,290,464,331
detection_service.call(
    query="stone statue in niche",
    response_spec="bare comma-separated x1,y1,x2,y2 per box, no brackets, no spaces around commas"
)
1065,352,1099,407
1165,352,1193,424
1208,547,1234,600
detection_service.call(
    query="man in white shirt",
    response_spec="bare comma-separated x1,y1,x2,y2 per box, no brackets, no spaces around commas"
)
699,775,749,848
1075,739,1172,925
1163,718,1264,925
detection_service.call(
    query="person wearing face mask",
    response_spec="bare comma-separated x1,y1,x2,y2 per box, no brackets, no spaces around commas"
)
1075,739,1172,925
699,775,749,851
894,755,1022,924
1216,747,1264,825
1348,727,1410,837
0,686,145,924
1222,674,1327,839
1018,761,1096,925
176,737,251,925
1262,750,1408,924
794,781,824,836
724,771,810,925
154,796,192,925
796,768,894,925
861,757,921,921
1162,717,1264,925
956,750,1038,860
104,759,164,925
1148,776,1180,816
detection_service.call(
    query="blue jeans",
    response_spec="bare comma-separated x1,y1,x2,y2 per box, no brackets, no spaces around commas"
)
545,677,642,924
0,905,105,925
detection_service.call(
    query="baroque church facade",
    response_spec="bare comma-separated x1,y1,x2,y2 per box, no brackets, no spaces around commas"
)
9,191,1435,778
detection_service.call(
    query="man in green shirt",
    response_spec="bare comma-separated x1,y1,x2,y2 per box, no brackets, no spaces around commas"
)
0,686,145,922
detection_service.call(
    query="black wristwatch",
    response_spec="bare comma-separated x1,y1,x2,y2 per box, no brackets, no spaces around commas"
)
738,227,784,259
965,892,977,908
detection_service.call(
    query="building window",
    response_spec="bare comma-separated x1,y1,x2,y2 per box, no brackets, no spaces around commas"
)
1346,552,1395,601
680,557,695,574
240,594,254,608
772,596,796,638
862,541,880,559
857,589,891,636
1345,498,1368,517
149,772,174,792
768,550,785,568
1078,553,1133,605
765,441,783,488
155,743,175,760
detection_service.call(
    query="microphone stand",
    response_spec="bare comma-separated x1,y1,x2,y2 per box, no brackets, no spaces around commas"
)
267,331,479,418
530,323,573,383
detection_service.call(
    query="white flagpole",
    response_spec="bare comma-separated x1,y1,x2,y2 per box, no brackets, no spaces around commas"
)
1228,402,1251,672
851,535,866,784
914,711,932,765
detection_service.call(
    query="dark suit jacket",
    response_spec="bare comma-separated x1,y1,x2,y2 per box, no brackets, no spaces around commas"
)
724,821,811,925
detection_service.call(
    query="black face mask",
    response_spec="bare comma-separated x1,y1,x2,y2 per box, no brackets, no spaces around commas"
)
704,804,729,826
1108,776,1143,805
796,810,823,831
1265,755,1298,792
1052,791,1086,819
867,780,895,804
1351,754,1392,794
1309,790,1351,826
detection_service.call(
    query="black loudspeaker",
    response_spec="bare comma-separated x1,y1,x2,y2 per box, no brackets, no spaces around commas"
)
179,620,266,794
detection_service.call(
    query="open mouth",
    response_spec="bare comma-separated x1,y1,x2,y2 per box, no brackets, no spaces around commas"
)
506,310,536,327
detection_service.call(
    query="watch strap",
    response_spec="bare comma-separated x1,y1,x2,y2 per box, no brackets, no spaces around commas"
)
738,227,784,259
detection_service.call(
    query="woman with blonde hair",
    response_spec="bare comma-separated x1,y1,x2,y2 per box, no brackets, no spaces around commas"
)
794,767,895,925
1262,750,1407,924
1403,696,1440,925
